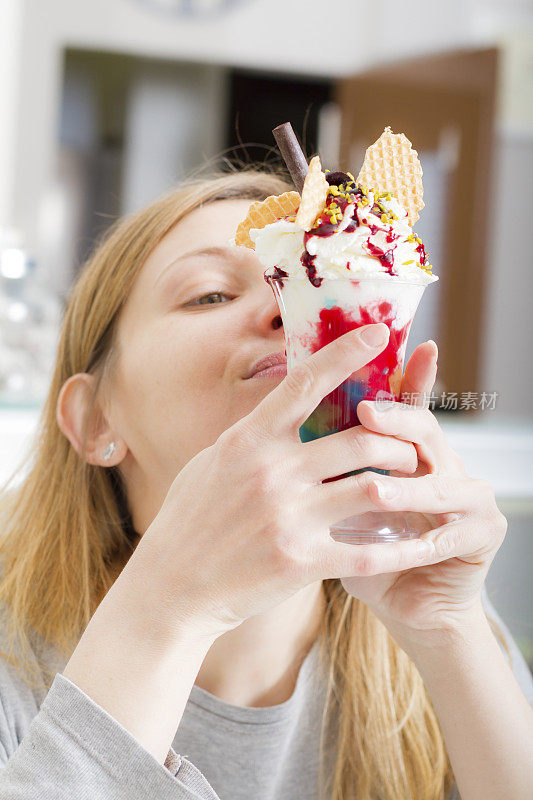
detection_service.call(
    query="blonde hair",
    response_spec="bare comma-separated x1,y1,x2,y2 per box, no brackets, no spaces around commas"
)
0,166,507,800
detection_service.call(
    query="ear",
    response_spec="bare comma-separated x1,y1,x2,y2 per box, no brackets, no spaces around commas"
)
56,373,126,467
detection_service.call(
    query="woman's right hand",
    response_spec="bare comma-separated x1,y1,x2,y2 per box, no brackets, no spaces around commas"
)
130,322,424,642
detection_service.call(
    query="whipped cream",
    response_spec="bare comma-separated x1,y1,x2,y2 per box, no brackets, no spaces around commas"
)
250,187,437,286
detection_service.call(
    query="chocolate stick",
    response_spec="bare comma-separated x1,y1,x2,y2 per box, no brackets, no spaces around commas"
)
272,123,308,194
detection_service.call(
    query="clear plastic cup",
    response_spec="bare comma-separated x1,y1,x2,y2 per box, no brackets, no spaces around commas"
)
266,274,432,544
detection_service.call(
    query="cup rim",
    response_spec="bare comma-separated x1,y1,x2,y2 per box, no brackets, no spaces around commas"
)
265,273,437,287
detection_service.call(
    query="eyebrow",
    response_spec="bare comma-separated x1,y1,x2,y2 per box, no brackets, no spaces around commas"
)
153,245,237,288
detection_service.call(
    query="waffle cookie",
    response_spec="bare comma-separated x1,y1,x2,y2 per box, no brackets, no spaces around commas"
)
294,155,329,231
234,191,300,249
356,127,424,225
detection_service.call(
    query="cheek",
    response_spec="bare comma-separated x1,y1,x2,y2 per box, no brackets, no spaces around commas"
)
122,321,230,409
114,312,246,463
173,331,228,402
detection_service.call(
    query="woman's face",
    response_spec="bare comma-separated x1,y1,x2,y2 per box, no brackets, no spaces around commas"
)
110,199,287,527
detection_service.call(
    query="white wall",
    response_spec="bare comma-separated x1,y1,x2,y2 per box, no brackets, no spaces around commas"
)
0,0,23,233
480,130,533,418
478,30,533,419
2,0,499,256
121,61,228,214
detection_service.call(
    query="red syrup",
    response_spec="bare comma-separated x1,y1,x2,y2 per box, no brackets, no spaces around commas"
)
307,222,338,238
415,239,427,264
365,239,394,272
300,204,362,287
305,304,410,416
307,304,411,483
311,305,409,391
300,249,323,287
266,266,288,289
308,196,356,239
357,305,410,389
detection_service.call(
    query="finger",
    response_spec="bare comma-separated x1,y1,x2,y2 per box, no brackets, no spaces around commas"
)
357,402,464,475
400,340,438,408
307,469,382,526
308,532,431,580
307,472,490,529
366,474,493,516
297,426,418,483
409,510,507,567
250,324,390,439
310,499,506,580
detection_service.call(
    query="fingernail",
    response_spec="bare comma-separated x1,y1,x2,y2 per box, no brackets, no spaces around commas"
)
373,479,399,500
416,539,433,559
427,339,438,360
358,324,389,348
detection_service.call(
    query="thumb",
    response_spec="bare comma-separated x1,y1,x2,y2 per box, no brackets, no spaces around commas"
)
400,340,438,407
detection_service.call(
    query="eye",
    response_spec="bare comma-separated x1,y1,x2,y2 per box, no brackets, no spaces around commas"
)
186,291,234,306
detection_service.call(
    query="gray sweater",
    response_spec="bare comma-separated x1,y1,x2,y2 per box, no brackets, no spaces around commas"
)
0,587,531,800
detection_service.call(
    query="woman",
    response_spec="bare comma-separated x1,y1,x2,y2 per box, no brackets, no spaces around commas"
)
0,168,531,800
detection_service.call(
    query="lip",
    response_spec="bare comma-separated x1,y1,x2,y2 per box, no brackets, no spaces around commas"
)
247,352,288,379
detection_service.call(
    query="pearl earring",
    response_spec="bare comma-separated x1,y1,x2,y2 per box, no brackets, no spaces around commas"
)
103,442,116,462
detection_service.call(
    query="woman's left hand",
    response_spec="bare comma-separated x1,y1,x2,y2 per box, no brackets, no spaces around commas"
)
340,341,508,652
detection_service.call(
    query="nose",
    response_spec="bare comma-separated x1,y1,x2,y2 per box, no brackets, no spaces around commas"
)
272,313,283,331
254,286,284,336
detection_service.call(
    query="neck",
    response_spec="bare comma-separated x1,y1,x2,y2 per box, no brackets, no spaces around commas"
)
194,580,326,708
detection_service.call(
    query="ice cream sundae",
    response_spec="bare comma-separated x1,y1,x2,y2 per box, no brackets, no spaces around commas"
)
234,124,437,542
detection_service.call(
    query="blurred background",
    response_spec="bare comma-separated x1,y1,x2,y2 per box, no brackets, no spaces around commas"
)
0,0,532,667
